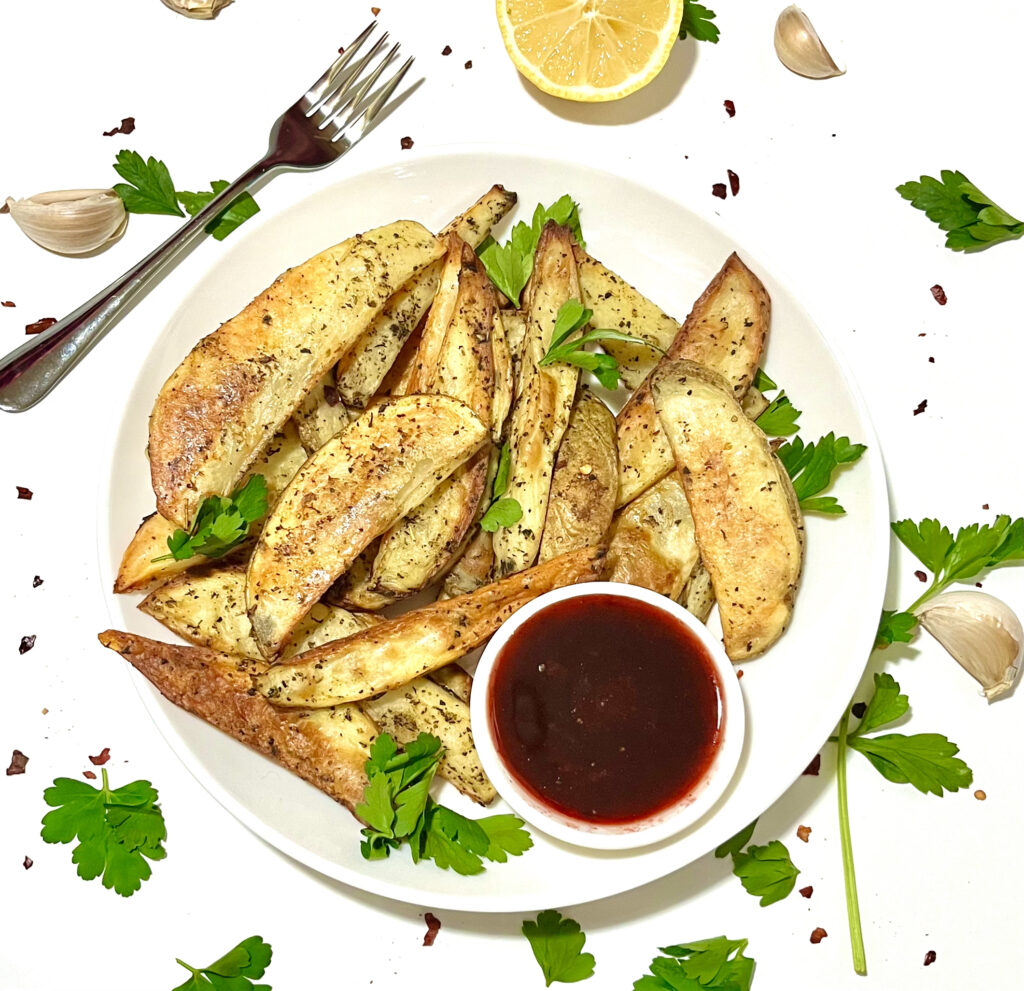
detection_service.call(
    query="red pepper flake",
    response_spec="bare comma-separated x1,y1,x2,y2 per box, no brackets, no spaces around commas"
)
724,99,735,117
974,789,987,800
930,284,947,305
1,300,15,307
913,569,927,582
337,46,345,54
32,576,43,588
19,635,36,654
6,750,29,775
736,669,744,678
918,332,926,337
371,6,380,14
924,950,937,966
89,748,111,766
851,701,867,719
102,116,136,137
975,581,983,588
17,486,33,500
727,169,740,196
464,60,473,69
441,45,452,56
802,753,821,776
423,912,441,946
0,202,9,214
25,317,57,336
928,356,935,363
323,384,341,407
796,825,812,843
712,182,727,199
23,856,33,870
799,885,814,898
810,928,828,944
400,136,414,150
83,770,97,780
913,399,928,416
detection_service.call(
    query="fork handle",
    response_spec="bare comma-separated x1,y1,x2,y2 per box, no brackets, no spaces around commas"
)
0,160,273,413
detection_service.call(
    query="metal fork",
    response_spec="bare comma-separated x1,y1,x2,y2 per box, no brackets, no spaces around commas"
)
0,23,414,413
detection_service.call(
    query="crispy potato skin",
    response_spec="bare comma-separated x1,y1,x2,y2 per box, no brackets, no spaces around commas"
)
149,221,443,528
539,390,618,562
258,546,607,708
616,253,771,507
652,360,803,660
493,224,581,576
292,370,352,453
438,526,495,600
246,394,489,657
115,424,307,594
98,630,375,812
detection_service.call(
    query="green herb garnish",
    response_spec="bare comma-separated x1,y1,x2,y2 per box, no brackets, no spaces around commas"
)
177,180,261,241
776,432,867,515
480,442,523,532
678,2,720,44
633,936,755,991
522,910,596,986
172,936,273,991
754,391,801,436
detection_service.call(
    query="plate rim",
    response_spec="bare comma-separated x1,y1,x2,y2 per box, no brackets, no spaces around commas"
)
96,146,891,912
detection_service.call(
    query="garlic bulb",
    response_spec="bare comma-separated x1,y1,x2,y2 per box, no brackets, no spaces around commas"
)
160,0,233,18
774,6,844,79
916,591,1023,702
5,189,127,255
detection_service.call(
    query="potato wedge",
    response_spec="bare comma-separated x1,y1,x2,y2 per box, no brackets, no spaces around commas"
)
98,630,377,812
493,224,582,576
149,220,443,528
323,542,395,612
371,243,496,597
740,384,769,420
606,471,701,602
502,310,528,396
258,545,607,708
361,677,496,805
114,423,307,594
538,390,618,562
292,370,352,453
139,564,379,660
427,663,472,703
652,360,803,659
617,253,771,507
438,527,495,600
247,394,489,657
574,246,681,390
681,559,715,624
490,309,514,441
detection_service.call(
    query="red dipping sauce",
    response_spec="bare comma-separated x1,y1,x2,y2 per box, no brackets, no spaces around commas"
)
488,594,724,825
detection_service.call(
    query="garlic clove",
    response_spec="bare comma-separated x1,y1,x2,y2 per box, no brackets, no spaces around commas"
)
916,591,1023,702
774,5,845,79
6,189,127,255
160,0,233,19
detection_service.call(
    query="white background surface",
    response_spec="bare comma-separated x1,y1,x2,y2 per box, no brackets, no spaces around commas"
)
1,1,1021,989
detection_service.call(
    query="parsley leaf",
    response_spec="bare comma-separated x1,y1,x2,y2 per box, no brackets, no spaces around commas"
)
633,936,754,991
355,733,531,874
479,442,523,532
875,609,918,648
755,391,802,436
848,733,972,796
41,768,166,897
178,180,261,241
731,840,800,906
522,910,596,986
477,196,585,305
776,432,867,514
752,367,777,392
853,672,909,734
897,170,1024,253
155,474,268,562
112,150,184,216
172,935,273,991
678,2,720,43
713,818,758,859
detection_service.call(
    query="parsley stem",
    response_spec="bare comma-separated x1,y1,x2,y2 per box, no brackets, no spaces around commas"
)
835,704,867,976
175,959,199,976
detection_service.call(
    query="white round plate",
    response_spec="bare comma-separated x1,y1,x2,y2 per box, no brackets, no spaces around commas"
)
99,151,889,912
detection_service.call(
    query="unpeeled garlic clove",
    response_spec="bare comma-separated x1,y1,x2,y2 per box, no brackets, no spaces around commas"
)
916,591,1023,702
774,5,844,79
160,0,233,19
6,189,127,255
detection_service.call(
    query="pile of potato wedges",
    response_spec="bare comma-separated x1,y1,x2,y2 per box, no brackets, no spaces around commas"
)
102,186,803,822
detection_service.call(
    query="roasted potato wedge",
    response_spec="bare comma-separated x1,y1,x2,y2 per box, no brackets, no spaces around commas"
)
258,545,607,708
247,394,489,657
292,370,352,453
98,630,377,812
502,310,528,396
334,186,516,409
493,224,582,576
149,221,443,528
606,471,701,602
114,423,307,594
139,564,379,660
740,384,769,420
539,390,618,562
438,527,495,600
617,253,771,507
323,542,395,613
574,246,681,390
681,560,715,624
361,677,496,805
427,663,472,703
490,309,514,441
652,360,803,659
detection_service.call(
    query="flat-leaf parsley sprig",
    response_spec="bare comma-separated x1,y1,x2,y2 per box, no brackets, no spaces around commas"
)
522,910,596,986
678,3,719,44
173,935,273,991
41,767,167,896
714,820,800,907
480,442,523,533
633,936,755,991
